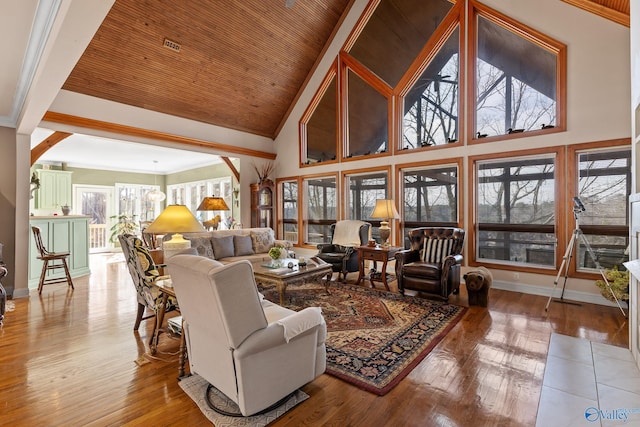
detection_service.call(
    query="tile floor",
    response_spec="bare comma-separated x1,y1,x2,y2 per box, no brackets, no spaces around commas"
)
536,333,640,427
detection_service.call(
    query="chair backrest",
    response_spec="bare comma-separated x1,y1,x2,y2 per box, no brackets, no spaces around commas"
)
167,255,268,397
407,227,465,263
118,233,161,309
330,220,371,247
31,226,48,257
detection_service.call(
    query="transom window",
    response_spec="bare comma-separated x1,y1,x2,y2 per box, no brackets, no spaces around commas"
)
475,14,559,138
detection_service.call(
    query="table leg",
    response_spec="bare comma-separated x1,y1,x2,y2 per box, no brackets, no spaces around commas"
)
278,282,286,305
151,292,168,355
323,271,332,293
381,258,390,291
369,260,378,288
356,251,365,286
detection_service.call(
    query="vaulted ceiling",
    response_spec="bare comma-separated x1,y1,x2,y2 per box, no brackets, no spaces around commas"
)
62,0,352,140
59,0,628,145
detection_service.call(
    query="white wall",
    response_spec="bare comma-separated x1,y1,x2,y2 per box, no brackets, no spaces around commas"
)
273,0,631,304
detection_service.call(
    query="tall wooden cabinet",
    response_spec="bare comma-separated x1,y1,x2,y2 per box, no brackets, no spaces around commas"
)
250,180,274,229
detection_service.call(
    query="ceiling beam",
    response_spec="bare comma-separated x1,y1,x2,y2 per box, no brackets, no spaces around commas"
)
221,156,240,182
42,111,277,161
31,131,73,165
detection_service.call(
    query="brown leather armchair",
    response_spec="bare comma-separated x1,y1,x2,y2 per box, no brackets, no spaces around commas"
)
394,227,465,301
316,220,371,282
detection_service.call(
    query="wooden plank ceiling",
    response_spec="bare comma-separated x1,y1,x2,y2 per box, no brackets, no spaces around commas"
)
562,0,629,26
63,0,351,139
61,0,627,143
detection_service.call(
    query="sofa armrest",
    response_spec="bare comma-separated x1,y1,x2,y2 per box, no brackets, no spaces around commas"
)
317,243,337,253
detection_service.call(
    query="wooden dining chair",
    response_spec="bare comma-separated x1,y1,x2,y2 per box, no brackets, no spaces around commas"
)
31,226,74,294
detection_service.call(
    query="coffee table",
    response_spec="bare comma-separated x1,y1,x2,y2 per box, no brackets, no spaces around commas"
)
252,257,333,305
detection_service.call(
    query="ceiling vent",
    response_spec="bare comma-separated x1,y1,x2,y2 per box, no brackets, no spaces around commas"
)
163,38,181,52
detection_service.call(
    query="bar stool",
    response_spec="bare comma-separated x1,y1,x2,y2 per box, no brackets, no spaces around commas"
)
31,226,74,294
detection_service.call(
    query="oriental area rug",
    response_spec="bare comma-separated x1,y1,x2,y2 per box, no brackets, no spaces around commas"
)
259,282,467,396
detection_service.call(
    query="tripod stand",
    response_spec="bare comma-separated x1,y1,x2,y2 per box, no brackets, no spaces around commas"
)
545,199,627,317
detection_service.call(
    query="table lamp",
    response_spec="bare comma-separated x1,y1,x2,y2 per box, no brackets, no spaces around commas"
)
370,199,400,247
197,196,230,212
145,205,205,257
197,196,230,228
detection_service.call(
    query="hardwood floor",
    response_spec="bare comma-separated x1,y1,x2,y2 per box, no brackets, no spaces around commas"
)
0,254,629,426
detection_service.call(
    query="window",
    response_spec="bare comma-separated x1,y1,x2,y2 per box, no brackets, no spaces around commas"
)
281,180,299,244
345,68,390,158
474,12,561,139
475,154,556,267
348,0,454,88
300,0,565,162
305,176,337,244
401,164,459,246
115,183,162,224
167,177,232,225
574,148,631,271
344,171,389,241
402,28,460,149
303,70,338,165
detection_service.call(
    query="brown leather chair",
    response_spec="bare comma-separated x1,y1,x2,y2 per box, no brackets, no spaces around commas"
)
316,220,371,282
394,227,465,301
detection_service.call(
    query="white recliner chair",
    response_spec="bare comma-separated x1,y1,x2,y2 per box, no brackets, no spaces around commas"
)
167,255,327,417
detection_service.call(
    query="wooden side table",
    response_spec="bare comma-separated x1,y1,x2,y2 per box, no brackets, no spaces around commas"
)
151,278,188,378
356,246,402,291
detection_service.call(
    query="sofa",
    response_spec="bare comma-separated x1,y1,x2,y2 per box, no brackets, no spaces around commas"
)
168,227,293,264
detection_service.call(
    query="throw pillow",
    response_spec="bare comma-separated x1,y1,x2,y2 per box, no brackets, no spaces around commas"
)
250,229,275,253
187,236,215,259
420,238,454,263
234,235,255,256
212,235,235,259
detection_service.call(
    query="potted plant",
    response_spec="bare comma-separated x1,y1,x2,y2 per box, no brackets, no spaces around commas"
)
595,266,629,303
109,214,138,244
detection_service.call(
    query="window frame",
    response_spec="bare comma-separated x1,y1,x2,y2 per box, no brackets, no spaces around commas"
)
567,139,631,279
467,1,567,145
299,60,340,168
302,173,339,247
276,177,301,245
469,146,565,273
396,158,464,247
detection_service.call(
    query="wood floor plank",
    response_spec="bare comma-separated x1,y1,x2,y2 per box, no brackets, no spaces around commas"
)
0,254,629,426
